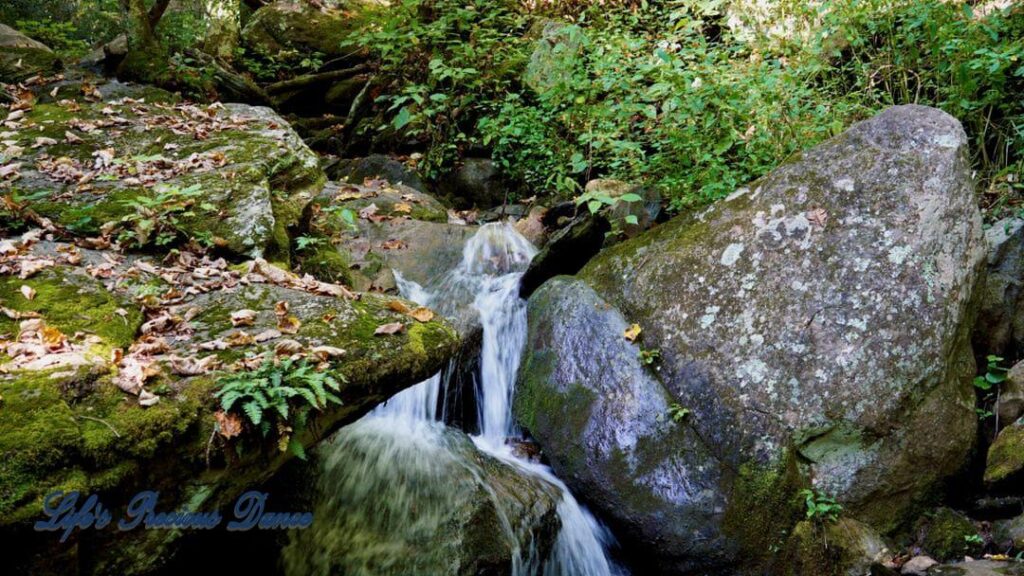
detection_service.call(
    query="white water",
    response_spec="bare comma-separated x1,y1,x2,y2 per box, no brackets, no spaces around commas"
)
370,222,620,575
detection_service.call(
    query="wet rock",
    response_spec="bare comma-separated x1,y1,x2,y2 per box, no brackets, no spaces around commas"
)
985,418,1024,488
518,214,609,298
916,508,982,561
299,180,472,294
514,205,549,247
447,157,506,209
973,217,1024,358
281,419,561,576
516,106,984,572
785,518,890,576
902,556,939,575
998,360,1024,425
0,24,61,84
326,154,427,193
993,513,1024,551
5,85,324,261
927,559,1024,576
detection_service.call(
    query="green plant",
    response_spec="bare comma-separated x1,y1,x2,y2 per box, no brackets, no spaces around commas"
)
215,358,344,458
117,183,213,248
964,533,984,545
15,19,90,59
295,235,327,252
800,489,843,523
668,402,690,422
638,347,660,365
974,354,1009,391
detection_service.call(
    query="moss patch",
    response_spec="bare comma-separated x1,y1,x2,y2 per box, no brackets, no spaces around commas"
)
985,421,1024,486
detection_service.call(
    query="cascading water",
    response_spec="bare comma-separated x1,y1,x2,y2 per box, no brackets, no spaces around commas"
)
284,222,620,576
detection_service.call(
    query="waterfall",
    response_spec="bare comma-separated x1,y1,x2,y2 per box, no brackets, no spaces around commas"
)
286,222,620,576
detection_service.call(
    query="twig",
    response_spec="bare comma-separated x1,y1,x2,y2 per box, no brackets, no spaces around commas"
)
77,415,122,438
205,427,217,470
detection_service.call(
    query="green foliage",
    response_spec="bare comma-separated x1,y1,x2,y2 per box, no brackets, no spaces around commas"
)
974,354,1009,391
14,19,90,59
295,235,326,252
668,402,690,422
116,183,213,248
638,347,660,366
215,358,344,457
360,0,1022,214
800,489,843,523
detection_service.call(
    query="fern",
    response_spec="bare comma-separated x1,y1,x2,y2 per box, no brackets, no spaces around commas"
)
213,358,346,452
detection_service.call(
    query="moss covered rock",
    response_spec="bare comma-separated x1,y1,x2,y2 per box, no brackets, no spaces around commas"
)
783,518,890,576
917,508,982,561
0,236,460,574
241,0,371,60
0,24,61,84
515,106,984,572
985,419,1024,488
282,419,560,576
5,83,324,261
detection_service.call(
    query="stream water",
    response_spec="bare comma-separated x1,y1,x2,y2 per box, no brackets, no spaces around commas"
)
282,223,621,575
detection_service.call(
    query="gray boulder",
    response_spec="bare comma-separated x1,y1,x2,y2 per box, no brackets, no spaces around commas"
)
326,155,427,193
974,217,1024,358
515,105,985,572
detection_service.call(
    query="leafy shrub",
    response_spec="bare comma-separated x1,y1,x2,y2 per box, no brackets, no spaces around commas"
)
358,0,1023,215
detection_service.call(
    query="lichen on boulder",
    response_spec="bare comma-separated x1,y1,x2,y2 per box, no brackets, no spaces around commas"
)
515,105,985,572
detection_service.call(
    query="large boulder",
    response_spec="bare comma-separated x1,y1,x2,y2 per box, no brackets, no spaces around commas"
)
1,83,324,261
0,24,61,84
281,418,560,576
241,0,370,61
973,217,1024,359
0,233,459,574
515,105,985,572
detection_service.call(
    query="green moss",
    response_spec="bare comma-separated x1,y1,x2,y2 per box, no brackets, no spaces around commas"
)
297,241,354,285
722,453,808,572
0,369,82,521
916,507,980,561
0,47,61,83
986,421,1024,486
0,269,142,349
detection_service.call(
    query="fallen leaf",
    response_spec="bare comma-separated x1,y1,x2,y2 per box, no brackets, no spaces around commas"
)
41,325,67,349
139,389,160,407
224,331,255,347
215,410,243,439
374,322,405,336
19,285,36,300
64,130,82,144
393,202,413,214
274,339,304,356
807,208,828,228
624,323,642,342
230,309,257,327
409,307,434,322
381,239,407,250
253,329,282,343
32,136,58,148
274,300,289,317
387,300,412,314
278,315,301,334
310,345,345,360
358,203,379,219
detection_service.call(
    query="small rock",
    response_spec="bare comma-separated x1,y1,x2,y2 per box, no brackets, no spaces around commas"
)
902,555,938,575
998,360,1024,424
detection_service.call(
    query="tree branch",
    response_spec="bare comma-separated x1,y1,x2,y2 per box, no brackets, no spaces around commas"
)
264,64,370,95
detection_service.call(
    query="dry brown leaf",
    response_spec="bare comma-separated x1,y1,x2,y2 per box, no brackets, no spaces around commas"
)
310,346,345,361
387,300,412,314
19,285,36,300
224,331,255,347
393,202,413,214
230,309,257,327
374,322,405,336
139,389,160,407
274,339,304,356
409,307,434,322
278,315,301,334
41,325,67,349
381,239,407,250
253,329,282,343
623,323,642,342
359,203,379,219
215,410,243,439
274,300,289,317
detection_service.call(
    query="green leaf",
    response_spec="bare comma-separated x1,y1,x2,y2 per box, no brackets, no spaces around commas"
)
625,214,639,225
619,193,643,203
393,107,413,130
